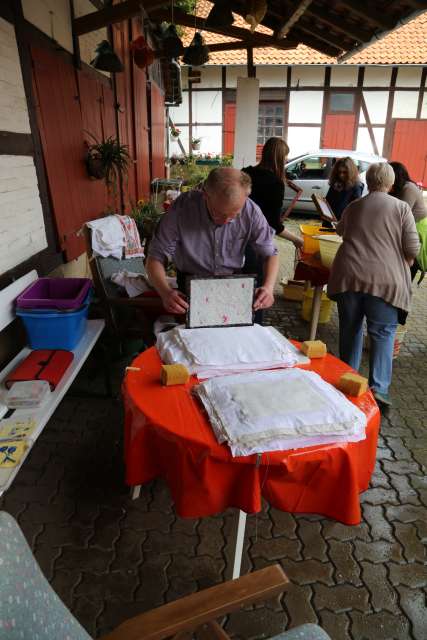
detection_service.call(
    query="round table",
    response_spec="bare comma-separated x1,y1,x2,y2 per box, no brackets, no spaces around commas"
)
123,346,380,526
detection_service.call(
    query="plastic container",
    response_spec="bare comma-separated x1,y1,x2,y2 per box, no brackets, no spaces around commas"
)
299,224,336,254
17,277,91,310
16,294,90,350
314,235,342,268
301,287,333,324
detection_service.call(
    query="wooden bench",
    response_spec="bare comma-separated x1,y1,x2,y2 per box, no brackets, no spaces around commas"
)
0,270,105,495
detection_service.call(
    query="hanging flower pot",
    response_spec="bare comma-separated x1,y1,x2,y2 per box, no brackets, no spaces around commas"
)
183,32,209,67
206,0,234,28
191,138,201,151
162,24,184,58
91,40,124,72
170,126,181,140
85,149,106,180
130,36,155,69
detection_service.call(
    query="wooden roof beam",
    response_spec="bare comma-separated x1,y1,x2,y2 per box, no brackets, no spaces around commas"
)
73,0,165,36
305,6,372,42
292,22,348,51
149,7,300,51
338,1,396,30
207,39,299,53
277,0,314,38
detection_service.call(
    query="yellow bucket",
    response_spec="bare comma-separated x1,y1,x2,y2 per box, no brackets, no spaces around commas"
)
301,287,333,323
300,224,336,254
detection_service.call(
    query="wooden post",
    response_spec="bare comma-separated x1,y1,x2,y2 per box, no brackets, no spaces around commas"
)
246,47,255,78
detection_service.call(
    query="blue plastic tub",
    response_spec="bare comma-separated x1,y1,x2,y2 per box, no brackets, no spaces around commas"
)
16,294,91,350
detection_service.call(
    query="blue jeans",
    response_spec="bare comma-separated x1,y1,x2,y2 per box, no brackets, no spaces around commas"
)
336,292,398,396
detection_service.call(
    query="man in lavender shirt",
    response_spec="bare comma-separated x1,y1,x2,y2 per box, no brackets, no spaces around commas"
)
146,167,279,315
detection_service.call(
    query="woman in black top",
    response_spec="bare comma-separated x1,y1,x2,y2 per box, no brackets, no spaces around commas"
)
325,157,364,221
243,137,303,259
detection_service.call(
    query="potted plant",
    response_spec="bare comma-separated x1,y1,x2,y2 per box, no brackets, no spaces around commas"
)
130,199,163,245
85,133,130,195
170,125,181,140
191,137,201,151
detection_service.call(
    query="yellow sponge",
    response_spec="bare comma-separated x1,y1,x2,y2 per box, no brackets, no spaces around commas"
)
337,372,368,397
161,364,190,386
300,340,327,358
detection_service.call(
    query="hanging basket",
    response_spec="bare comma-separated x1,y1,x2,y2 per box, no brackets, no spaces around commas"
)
162,24,184,58
183,32,209,67
245,0,268,32
85,151,106,180
91,40,124,72
130,36,155,69
191,141,201,151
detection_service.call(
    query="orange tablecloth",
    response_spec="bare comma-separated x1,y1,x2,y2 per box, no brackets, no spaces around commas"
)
123,347,380,525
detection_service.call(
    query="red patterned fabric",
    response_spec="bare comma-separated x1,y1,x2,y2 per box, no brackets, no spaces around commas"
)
123,345,380,525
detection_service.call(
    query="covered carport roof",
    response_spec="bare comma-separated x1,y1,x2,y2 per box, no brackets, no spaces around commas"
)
74,0,427,60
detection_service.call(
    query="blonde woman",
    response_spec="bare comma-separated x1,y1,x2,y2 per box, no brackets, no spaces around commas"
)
328,163,420,408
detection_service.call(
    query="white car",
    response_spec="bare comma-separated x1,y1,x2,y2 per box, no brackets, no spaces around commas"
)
284,149,387,213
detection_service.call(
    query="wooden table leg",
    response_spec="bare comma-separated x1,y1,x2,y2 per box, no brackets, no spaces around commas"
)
309,285,323,340
229,509,247,580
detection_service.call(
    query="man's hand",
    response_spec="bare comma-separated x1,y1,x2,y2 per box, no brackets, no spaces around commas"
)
253,286,274,311
161,289,189,314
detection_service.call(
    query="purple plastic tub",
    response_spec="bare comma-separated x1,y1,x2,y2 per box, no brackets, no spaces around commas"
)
17,277,92,310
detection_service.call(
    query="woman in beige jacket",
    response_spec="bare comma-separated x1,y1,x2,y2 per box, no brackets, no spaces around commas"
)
328,163,420,407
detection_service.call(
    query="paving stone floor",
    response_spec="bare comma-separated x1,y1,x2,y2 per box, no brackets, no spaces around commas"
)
1,222,426,640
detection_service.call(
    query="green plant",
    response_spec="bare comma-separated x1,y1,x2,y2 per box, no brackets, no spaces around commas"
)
130,199,163,238
85,133,130,194
170,124,181,137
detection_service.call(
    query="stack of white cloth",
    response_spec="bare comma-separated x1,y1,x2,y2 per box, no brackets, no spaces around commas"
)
86,216,125,259
157,324,307,379
194,368,367,457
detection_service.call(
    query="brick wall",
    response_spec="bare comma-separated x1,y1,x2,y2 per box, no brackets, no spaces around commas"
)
0,17,47,276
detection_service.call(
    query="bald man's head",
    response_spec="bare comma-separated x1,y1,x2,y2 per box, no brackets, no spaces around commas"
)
204,167,252,225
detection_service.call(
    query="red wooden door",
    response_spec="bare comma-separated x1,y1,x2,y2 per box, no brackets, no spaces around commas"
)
323,114,356,150
150,82,166,180
390,119,427,187
77,69,110,218
31,45,88,260
113,22,137,208
223,103,235,155
131,18,150,199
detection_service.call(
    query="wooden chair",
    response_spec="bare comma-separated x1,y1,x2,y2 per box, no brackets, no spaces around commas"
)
0,510,331,640
84,227,165,348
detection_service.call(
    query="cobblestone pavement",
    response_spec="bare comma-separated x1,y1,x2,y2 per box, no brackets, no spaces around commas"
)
1,220,426,640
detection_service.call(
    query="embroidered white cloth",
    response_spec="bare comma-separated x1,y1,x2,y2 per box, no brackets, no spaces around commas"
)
86,216,125,259
115,215,144,258
156,324,306,378
194,368,367,457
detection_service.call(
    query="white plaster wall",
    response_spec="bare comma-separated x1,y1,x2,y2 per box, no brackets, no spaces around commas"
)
363,67,392,87
22,0,73,53
291,66,325,87
421,92,427,118
0,156,47,273
0,18,31,134
330,66,358,87
169,91,189,124
360,91,389,124
392,91,419,118
396,67,423,87
288,91,323,123
198,66,222,88
287,127,321,156
192,90,222,123
256,66,287,88
356,127,385,156
74,0,109,71
226,66,248,88
192,125,222,154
